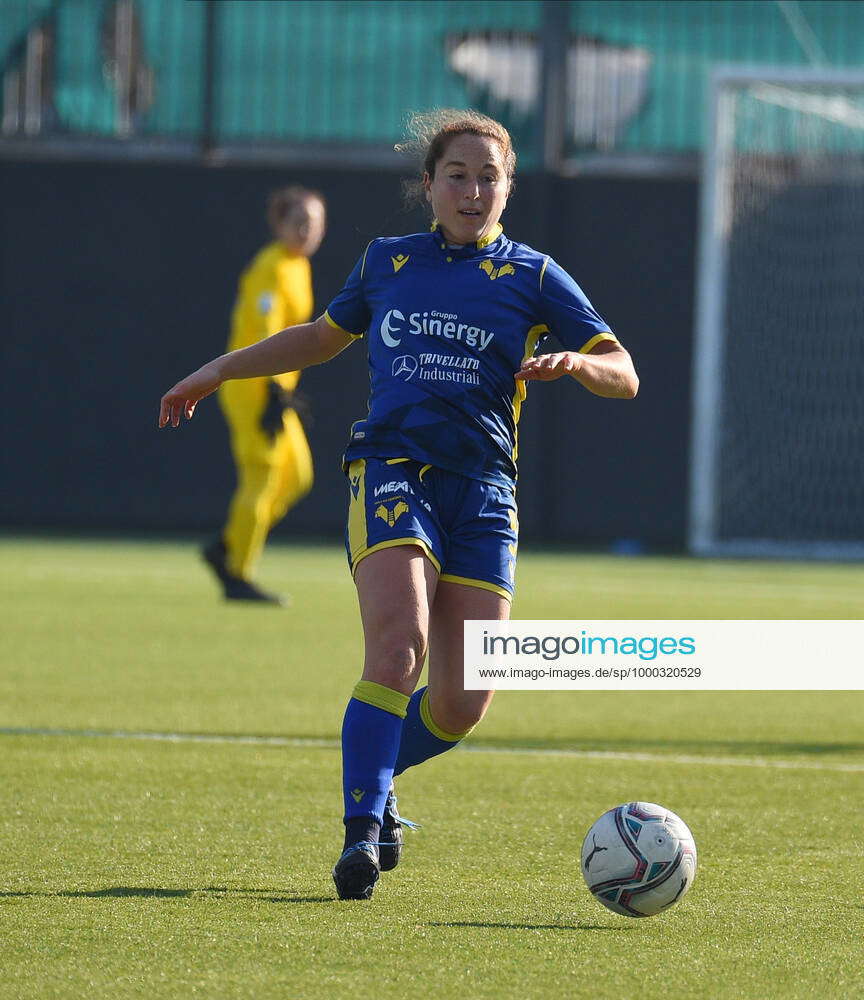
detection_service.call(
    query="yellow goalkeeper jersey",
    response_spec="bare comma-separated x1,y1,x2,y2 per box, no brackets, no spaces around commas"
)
227,241,314,394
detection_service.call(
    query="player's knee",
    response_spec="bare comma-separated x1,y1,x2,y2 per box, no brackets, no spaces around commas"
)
236,463,278,499
302,466,314,495
431,689,494,735
363,626,427,690
293,465,314,503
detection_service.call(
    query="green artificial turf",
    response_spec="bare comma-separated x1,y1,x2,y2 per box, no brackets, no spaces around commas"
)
1,537,862,999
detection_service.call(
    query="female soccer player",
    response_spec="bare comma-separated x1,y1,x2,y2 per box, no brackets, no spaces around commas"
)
203,186,327,605
159,110,638,901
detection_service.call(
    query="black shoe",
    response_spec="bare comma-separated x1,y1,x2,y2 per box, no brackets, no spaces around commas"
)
202,539,231,584
332,843,380,901
223,576,289,606
202,540,288,606
379,785,420,872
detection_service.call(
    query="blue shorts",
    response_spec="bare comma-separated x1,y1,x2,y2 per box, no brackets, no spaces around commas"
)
345,457,518,599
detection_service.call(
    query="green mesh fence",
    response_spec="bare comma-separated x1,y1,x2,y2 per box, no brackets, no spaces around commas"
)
571,0,864,153
2,0,863,159
211,0,540,152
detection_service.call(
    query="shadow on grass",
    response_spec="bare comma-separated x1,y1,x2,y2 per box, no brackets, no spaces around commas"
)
0,886,333,903
69,887,191,898
428,921,628,932
0,887,191,900
200,887,333,904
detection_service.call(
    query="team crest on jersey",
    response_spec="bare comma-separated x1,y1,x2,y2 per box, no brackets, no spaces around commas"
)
478,259,515,281
375,499,409,527
257,291,274,314
391,254,410,273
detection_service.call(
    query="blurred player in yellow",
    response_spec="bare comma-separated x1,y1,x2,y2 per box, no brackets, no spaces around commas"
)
203,186,327,604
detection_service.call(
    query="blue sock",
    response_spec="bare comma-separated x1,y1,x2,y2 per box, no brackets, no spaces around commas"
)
393,686,471,776
341,681,409,839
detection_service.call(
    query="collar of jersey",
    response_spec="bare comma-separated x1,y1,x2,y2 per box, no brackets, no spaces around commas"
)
430,221,504,255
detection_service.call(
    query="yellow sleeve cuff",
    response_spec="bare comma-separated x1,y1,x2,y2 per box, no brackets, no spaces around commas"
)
324,310,363,340
579,331,618,354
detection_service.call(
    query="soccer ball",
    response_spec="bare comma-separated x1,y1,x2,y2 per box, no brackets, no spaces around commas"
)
581,801,697,917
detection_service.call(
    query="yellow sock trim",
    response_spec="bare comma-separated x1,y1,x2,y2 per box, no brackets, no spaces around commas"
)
353,680,410,719
419,689,473,742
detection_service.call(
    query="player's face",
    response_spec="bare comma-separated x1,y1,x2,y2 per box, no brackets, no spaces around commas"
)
276,197,326,256
424,134,510,246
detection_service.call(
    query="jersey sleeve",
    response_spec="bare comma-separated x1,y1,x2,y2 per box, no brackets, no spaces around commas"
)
538,257,618,353
324,242,374,338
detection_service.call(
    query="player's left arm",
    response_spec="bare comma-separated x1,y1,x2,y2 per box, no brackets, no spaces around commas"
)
516,340,639,398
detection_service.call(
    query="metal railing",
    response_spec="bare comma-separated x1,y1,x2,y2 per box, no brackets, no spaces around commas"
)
2,0,862,170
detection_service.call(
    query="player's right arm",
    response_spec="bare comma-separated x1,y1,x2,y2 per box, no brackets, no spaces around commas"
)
158,313,354,428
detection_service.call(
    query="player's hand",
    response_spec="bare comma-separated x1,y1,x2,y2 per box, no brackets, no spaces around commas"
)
515,351,584,382
158,360,224,428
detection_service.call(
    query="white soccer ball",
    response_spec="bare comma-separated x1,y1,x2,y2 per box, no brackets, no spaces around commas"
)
581,801,697,917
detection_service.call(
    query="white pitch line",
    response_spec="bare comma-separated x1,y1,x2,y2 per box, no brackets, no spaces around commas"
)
1,726,862,773
0,727,337,749
464,745,864,773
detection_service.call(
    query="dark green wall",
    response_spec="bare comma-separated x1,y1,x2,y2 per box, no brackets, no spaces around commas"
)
0,160,696,548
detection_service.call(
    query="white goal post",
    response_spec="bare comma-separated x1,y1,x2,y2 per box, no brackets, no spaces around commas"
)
689,65,864,559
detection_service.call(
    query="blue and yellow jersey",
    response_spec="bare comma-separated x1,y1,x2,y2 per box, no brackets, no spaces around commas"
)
325,225,616,487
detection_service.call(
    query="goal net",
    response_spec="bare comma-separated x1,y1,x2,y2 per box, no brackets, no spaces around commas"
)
690,67,864,558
